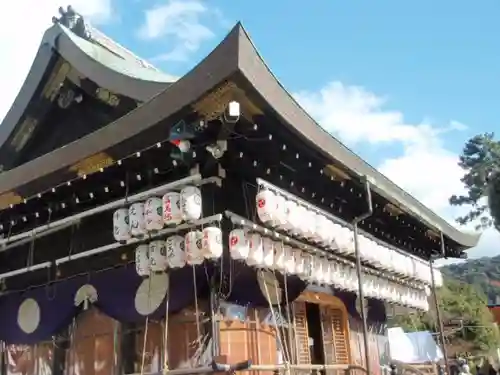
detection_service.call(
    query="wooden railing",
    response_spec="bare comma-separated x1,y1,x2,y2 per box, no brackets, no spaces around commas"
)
391,362,438,375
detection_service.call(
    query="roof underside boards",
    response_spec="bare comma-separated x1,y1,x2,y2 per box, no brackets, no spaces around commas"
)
0,23,480,249
0,23,174,161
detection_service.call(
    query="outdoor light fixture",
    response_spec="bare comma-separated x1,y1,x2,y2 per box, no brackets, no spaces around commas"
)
222,101,240,124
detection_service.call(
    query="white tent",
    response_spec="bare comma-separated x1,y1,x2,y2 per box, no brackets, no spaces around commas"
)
387,327,443,363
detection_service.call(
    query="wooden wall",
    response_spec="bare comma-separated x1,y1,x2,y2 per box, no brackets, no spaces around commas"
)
5,343,52,375
349,319,388,375
2,292,369,375
219,304,278,375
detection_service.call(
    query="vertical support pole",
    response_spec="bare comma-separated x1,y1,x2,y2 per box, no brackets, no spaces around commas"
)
353,223,371,374
433,233,449,373
210,283,221,358
352,178,373,375
0,341,5,375
200,163,225,361
120,322,137,375
52,327,69,375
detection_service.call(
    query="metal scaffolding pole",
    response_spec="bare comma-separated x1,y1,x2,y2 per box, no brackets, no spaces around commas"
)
352,178,373,375
431,232,450,373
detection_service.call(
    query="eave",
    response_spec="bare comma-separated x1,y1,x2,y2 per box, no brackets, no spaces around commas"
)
0,23,480,250
0,22,174,166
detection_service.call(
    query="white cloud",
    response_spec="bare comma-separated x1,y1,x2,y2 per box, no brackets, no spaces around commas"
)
0,0,113,122
137,0,216,62
294,81,498,261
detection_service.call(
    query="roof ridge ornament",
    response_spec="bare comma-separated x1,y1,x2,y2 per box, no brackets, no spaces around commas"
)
52,5,92,41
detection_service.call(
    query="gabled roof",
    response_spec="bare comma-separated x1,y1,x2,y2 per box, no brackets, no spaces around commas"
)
0,23,481,249
0,19,174,158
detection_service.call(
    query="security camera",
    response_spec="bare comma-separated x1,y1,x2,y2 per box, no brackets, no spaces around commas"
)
222,101,240,124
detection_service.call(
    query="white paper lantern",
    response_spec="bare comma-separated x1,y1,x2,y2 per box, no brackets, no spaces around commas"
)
149,241,168,272
349,268,359,292
294,249,305,276
313,215,328,245
144,197,163,232
256,189,277,224
364,238,377,264
295,205,308,236
165,235,186,269
313,257,324,285
323,220,337,248
262,237,275,268
129,202,147,237
181,186,202,221
273,195,288,228
433,268,443,287
162,192,183,226
248,233,264,266
391,252,402,275
302,210,317,240
323,260,332,285
379,279,390,301
185,230,204,265
303,255,315,282
358,235,369,260
113,208,131,242
229,229,249,261
202,226,223,259
135,244,150,277
386,248,397,272
364,276,375,297
331,263,344,290
283,245,296,275
376,244,389,270
273,241,285,271
337,226,354,254
284,200,300,233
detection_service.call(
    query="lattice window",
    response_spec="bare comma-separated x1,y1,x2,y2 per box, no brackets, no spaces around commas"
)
292,301,311,365
319,306,349,365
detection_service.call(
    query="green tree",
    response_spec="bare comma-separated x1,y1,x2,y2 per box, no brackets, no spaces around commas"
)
449,133,500,230
390,278,499,352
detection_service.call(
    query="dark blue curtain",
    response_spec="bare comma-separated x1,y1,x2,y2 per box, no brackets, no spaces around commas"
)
221,261,306,307
0,263,211,345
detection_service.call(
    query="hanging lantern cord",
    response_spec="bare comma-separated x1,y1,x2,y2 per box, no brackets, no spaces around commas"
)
140,277,152,375
261,272,291,374
283,273,294,367
272,268,291,364
275,270,292,375
163,272,170,374
192,265,202,353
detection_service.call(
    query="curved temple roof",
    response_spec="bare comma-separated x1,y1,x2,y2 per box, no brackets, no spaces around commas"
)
0,20,174,155
0,23,481,249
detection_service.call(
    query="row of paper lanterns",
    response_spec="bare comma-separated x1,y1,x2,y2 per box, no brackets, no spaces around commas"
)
229,229,428,310
113,186,203,242
135,226,223,277
256,188,442,287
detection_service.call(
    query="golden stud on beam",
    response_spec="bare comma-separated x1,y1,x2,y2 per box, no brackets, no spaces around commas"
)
384,203,404,216
323,164,351,181
0,192,23,210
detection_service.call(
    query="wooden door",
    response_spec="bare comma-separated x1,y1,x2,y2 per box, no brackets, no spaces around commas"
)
294,292,351,367
292,301,311,365
319,306,349,364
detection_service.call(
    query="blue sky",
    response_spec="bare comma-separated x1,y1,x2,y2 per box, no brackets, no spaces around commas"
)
101,0,499,161
1,0,499,260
